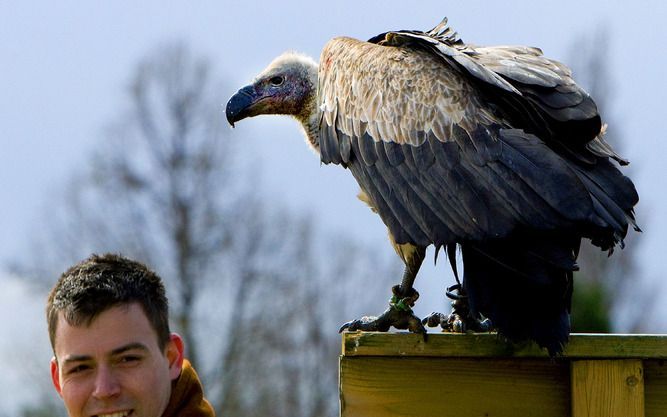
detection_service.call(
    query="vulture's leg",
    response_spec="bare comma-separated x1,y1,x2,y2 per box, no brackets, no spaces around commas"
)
423,243,492,333
339,244,426,335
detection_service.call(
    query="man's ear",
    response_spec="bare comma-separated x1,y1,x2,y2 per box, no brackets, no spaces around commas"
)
50,357,63,397
166,333,185,381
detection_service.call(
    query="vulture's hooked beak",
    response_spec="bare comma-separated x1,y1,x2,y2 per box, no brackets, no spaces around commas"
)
225,85,257,127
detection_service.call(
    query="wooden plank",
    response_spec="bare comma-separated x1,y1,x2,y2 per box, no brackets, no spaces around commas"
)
342,332,667,359
340,357,569,417
571,360,644,417
645,359,667,417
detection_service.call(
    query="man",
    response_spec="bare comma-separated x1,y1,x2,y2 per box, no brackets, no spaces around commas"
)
47,253,216,417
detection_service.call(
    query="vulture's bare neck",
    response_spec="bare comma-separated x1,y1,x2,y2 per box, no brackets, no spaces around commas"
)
293,60,320,154
297,99,320,153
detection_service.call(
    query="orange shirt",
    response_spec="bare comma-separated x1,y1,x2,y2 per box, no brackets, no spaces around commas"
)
163,360,215,417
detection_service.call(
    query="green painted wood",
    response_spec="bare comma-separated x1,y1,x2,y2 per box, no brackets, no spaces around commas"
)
340,332,667,417
342,332,667,359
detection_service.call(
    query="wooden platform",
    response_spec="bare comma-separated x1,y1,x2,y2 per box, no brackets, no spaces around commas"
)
339,332,667,417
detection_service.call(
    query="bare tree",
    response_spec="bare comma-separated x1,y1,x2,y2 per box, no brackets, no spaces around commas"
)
17,43,239,367
207,207,400,417
567,27,651,332
12,42,399,417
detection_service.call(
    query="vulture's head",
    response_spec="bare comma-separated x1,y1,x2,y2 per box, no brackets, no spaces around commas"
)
226,52,319,129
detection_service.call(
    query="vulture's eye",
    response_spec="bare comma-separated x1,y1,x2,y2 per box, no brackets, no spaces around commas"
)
269,76,284,86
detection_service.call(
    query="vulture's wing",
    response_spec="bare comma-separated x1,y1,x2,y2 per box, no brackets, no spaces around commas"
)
368,19,610,160
317,21,637,248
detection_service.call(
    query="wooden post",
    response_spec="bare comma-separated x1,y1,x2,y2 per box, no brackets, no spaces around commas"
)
339,333,667,417
571,360,644,417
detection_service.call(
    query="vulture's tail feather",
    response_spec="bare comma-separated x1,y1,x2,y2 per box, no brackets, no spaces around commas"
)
462,234,576,356
569,158,640,249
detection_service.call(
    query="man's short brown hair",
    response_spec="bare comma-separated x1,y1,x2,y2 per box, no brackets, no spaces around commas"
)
47,253,171,352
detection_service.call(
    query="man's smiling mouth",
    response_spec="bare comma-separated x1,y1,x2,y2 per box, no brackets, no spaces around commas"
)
95,411,131,417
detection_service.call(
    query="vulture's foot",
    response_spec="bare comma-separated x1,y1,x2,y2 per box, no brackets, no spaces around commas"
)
422,284,492,333
339,285,426,335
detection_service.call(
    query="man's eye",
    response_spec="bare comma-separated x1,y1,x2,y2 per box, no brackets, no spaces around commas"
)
67,364,90,374
119,355,141,364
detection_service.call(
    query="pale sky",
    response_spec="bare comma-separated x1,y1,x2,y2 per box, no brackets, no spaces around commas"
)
1,1,666,411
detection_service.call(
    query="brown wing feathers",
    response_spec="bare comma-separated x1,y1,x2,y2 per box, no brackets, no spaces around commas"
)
318,26,637,251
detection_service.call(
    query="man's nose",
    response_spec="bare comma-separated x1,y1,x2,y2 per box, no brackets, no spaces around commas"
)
92,366,121,399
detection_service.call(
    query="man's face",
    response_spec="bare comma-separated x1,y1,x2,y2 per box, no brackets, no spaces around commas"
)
50,303,183,417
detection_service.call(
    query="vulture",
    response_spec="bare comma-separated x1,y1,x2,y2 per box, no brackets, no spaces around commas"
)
225,18,639,355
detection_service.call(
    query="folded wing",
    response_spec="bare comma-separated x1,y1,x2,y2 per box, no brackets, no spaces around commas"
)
317,24,637,250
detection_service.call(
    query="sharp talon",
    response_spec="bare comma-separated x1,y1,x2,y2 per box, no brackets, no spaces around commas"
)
422,312,446,327
434,311,493,333
339,322,352,333
445,284,466,300
340,299,425,334
452,318,464,333
428,284,494,333
479,318,493,332
339,316,382,333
